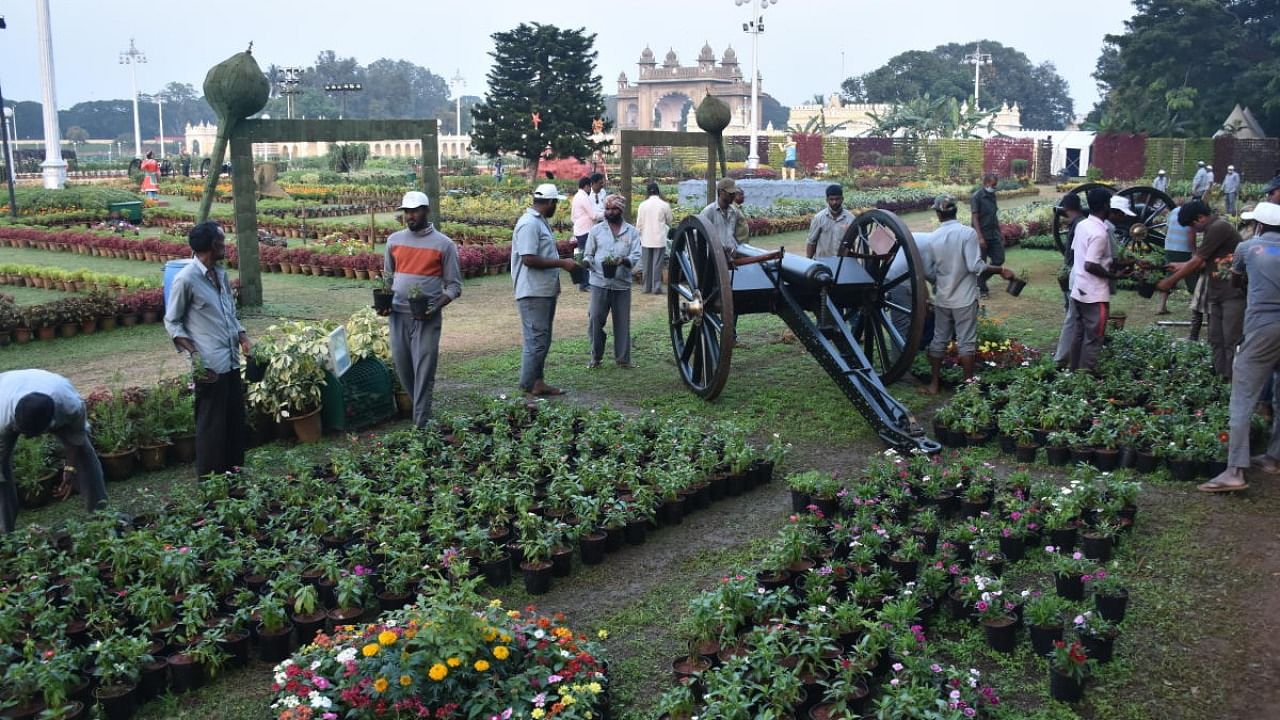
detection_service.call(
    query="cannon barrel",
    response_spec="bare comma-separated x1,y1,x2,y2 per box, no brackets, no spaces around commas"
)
735,243,833,287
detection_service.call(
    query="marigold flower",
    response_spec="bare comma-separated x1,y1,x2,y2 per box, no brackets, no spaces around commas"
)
361,643,380,657
531,711,545,719
475,659,491,672
378,630,397,646
493,645,510,660
373,677,389,693
399,674,412,687
429,663,449,681
596,629,608,640
446,657,462,668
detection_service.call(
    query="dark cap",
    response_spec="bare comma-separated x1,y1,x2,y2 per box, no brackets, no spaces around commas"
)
932,194,958,212
1264,176,1280,195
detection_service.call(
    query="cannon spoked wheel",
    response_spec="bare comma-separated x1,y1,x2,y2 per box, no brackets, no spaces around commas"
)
1116,185,1175,249
668,216,734,400
839,209,927,384
1052,182,1113,253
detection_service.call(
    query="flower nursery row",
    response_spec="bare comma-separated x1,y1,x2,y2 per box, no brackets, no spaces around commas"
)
0,288,165,346
0,264,158,294
933,328,1233,479
654,451,1139,719
0,400,779,720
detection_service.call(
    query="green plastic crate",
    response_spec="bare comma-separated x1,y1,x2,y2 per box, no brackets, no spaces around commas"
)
108,201,143,223
321,357,396,432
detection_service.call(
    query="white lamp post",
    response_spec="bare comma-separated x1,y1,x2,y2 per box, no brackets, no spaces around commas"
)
154,93,165,159
450,69,465,136
963,43,992,109
120,38,146,159
734,0,778,170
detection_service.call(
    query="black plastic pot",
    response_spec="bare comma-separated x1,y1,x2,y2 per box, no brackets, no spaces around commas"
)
256,624,294,663
408,295,434,320
1049,668,1084,702
624,519,647,545
372,289,393,313
579,532,607,566
1030,623,1064,656
244,356,268,383
1006,277,1028,297
482,555,512,586
521,561,553,595
1095,590,1129,623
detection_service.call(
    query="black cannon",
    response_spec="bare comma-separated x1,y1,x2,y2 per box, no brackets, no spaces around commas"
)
1052,182,1175,252
667,210,941,454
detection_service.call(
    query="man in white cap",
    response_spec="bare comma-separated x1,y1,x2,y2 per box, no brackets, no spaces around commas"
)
1158,200,1245,378
380,191,462,427
1191,161,1210,200
1199,202,1280,493
1222,165,1241,215
512,183,579,397
1153,169,1169,194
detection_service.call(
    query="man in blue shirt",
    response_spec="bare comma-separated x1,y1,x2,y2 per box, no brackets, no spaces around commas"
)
512,184,579,397
164,221,252,478
1157,202,1199,315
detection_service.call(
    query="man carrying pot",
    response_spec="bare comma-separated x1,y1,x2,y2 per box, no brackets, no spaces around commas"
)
164,221,252,478
380,191,463,428
512,183,580,398
0,370,108,532
922,195,1015,395
583,194,642,369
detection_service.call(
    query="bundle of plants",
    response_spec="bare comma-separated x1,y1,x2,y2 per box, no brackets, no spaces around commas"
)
268,576,608,720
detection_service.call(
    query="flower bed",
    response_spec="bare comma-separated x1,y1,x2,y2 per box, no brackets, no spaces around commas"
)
0,287,166,345
271,581,608,720
655,452,1140,718
933,328,1232,476
0,400,780,719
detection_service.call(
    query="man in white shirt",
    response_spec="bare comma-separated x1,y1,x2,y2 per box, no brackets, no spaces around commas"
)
571,175,604,291
635,182,674,294
806,184,855,258
1066,188,1116,371
1191,161,1210,199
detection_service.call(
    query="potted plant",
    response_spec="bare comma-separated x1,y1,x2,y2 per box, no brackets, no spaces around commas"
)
406,285,434,320
1048,639,1092,702
90,630,152,719
1045,545,1092,600
1023,592,1067,656
88,391,135,482
517,514,556,595
1006,268,1028,296
244,321,328,442
1085,567,1129,623
254,593,294,663
1072,610,1119,664
372,273,393,312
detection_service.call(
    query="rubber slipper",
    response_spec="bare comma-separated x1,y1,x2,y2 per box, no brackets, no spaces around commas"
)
1197,480,1249,493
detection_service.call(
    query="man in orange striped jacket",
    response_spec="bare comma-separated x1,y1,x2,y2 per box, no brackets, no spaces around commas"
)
381,191,463,427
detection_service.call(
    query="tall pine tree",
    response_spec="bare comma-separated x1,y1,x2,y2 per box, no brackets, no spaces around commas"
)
470,23,609,180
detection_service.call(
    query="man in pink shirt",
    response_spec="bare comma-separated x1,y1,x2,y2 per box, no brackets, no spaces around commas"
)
571,175,604,291
1065,188,1115,371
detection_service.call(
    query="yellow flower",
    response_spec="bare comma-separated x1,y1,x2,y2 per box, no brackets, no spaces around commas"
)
587,681,603,694
482,627,498,642
560,693,576,706
492,645,510,660
446,657,462,668
597,629,609,640
428,663,448,681
507,610,520,618
373,677,389,693
362,643,381,657
553,627,571,639
531,710,545,719
489,598,503,607
399,674,412,687
499,633,512,643
474,659,490,672
378,630,397,646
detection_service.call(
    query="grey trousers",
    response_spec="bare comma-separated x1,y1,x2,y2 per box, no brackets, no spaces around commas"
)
1226,325,1280,468
1054,297,1079,364
1068,299,1107,371
588,286,632,364
1226,192,1238,215
1208,294,1245,380
0,407,107,533
390,310,444,428
517,296,557,391
929,301,978,357
642,247,665,293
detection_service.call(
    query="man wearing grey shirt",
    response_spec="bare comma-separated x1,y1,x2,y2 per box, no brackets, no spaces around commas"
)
163,221,252,477
698,178,746,259
0,369,108,532
922,195,1014,395
512,184,579,397
806,184,855,258
583,194,643,368
1222,165,1241,215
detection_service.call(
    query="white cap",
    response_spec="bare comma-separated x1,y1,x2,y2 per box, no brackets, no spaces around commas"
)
532,183,566,200
1157,169,1166,175
1228,165,1235,171
1207,165,1214,170
398,191,430,210
1110,195,1137,217
1243,202,1280,225
1198,161,1206,166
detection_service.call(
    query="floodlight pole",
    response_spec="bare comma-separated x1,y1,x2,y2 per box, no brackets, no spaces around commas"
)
120,38,146,158
963,43,992,109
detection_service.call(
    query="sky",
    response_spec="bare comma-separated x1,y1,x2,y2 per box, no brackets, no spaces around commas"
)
0,0,1136,117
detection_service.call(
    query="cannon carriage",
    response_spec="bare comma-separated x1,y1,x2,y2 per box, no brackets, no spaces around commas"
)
666,209,941,454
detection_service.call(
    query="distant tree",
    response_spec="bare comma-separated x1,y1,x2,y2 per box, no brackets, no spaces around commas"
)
759,94,789,131
1091,0,1280,136
470,23,608,179
864,94,997,139
64,126,89,152
842,41,1074,130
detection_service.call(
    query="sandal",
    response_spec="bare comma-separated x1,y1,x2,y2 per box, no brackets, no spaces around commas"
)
1197,479,1249,493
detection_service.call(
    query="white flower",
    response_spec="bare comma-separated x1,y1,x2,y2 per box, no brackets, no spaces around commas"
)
533,629,546,639
275,671,288,685
335,647,357,663
309,692,332,709
282,696,300,708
